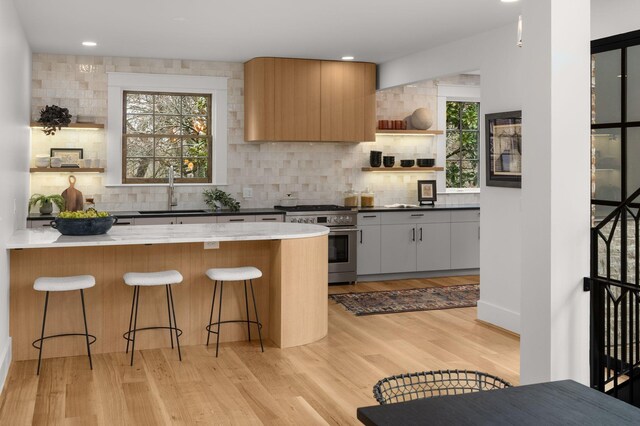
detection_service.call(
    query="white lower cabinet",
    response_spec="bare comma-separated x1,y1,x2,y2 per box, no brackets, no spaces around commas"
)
217,215,255,223
177,216,217,224
357,209,479,277
417,223,451,271
380,224,417,273
133,216,176,225
357,225,382,275
450,221,480,269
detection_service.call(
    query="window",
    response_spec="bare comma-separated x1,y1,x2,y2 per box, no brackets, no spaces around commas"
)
106,72,228,186
446,101,480,188
122,91,212,183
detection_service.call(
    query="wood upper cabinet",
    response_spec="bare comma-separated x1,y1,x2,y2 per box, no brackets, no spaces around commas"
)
274,58,321,141
244,57,376,142
320,61,376,142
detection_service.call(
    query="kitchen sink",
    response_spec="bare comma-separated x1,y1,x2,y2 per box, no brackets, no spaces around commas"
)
138,209,209,215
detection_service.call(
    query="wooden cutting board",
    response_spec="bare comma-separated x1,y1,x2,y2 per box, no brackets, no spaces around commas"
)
61,175,84,211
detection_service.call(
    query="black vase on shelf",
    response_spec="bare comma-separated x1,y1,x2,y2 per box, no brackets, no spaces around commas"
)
370,150,382,167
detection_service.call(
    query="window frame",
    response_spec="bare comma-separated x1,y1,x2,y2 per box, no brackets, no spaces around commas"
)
106,72,228,187
436,83,481,194
121,90,213,184
445,100,481,190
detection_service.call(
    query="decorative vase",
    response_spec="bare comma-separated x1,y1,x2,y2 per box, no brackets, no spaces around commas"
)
39,201,53,215
411,108,433,130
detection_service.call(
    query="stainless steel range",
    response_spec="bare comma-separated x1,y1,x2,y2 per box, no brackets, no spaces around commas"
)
274,205,357,284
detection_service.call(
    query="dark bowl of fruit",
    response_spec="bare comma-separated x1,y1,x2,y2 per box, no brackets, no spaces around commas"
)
51,210,117,236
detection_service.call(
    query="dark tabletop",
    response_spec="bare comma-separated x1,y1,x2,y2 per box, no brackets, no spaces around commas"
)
357,380,640,426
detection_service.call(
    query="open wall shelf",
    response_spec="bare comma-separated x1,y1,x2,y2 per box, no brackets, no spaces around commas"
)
361,166,443,172
30,168,104,173
30,122,104,130
375,129,443,136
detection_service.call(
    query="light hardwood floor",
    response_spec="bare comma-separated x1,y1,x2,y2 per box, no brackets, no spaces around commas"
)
0,276,519,425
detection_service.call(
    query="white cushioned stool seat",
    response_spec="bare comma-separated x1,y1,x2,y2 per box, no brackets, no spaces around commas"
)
34,275,95,292
206,266,262,281
123,270,183,287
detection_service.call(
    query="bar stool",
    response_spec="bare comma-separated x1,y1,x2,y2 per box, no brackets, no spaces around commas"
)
205,266,264,357
33,275,96,375
123,270,183,366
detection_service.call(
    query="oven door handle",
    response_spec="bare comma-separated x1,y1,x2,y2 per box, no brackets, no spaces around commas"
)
329,227,358,233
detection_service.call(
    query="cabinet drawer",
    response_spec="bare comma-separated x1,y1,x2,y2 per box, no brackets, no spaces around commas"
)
358,213,381,225
176,216,217,224
381,211,451,225
451,210,480,223
254,214,284,222
134,217,176,225
217,215,256,223
27,219,53,228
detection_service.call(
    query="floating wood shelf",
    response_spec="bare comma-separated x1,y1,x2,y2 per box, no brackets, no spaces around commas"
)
375,129,443,135
361,166,444,172
30,168,104,173
30,122,104,130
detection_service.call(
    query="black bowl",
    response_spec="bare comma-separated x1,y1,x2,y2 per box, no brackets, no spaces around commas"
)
400,160,415,168
417,158,435,167
383,156,395,167
51,216,117,236
370,151,383,167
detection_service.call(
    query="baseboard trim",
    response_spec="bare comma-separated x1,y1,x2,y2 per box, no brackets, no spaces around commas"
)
0,337,12,396
357,269,480,283
476,319,520,339
477,299,520,334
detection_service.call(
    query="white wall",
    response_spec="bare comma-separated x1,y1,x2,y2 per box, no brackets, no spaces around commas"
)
592,0,640,40
380,24,524,334
0,0,31,393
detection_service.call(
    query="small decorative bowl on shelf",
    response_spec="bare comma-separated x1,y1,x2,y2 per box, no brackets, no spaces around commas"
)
51,209,117,235
400,160,415,168
416,158,435,167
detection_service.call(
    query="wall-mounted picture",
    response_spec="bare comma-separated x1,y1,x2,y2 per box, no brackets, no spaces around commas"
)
417,180,437,205
485,111,522,188
50,148,83,168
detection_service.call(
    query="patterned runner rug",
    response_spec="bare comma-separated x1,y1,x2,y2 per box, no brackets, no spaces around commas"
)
329,284,479,316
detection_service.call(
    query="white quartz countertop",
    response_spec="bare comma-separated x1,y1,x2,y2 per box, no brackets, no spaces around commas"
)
7,222,330,249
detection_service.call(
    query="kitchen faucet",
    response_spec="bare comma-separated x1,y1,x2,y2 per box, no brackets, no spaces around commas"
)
168,165,177,210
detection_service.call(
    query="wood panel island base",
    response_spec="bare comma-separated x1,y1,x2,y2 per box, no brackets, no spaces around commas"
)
7,223,329,361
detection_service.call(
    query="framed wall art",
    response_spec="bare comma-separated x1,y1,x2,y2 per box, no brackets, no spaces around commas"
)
417,180,437,205
50,148,83,168
485,111,522,188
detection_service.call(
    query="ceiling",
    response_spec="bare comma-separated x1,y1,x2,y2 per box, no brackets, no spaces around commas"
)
15,0,521,64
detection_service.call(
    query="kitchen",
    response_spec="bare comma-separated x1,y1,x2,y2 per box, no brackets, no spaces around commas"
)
2,2,624,424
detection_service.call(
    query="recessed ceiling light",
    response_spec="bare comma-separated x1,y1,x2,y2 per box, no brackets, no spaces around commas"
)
501,0,519,3
82,41,97,47
341,56,355,61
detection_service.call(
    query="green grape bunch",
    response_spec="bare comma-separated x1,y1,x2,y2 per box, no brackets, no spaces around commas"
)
58,209,110,219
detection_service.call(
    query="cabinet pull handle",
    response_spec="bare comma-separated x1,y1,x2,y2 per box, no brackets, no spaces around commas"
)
115,221,132,226
411,213,424,217
360,229,363,244
412,228,416,242
363,215,377,218
420,227,423,241
261,217,277,221
230,219,244,222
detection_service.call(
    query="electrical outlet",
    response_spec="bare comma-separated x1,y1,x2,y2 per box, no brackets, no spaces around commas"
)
243,187,253,198
204,241,219,250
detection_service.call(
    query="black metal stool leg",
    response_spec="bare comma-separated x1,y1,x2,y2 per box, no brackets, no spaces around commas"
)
36,291,50,375
206,281,217,346
243,280,251,341
249,280,264,352
126,285,136,354
215,282,224,357
80,289,93,370
165,285,174,349
130,286,140,366
168,285,182,361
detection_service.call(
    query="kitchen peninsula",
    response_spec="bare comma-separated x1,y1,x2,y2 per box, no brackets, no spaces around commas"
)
7,222,329,361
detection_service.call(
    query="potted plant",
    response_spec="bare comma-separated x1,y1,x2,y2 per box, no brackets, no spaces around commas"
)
203,188,241,212
28,194,65,215
37,105,72,136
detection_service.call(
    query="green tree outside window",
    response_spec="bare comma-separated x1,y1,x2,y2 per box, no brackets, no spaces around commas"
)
446,101,479,188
